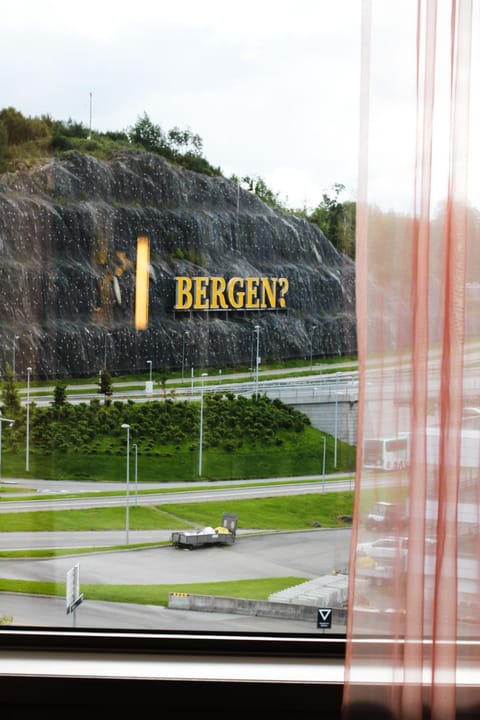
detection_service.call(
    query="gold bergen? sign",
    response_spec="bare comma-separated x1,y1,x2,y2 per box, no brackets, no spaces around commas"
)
174,276,289,311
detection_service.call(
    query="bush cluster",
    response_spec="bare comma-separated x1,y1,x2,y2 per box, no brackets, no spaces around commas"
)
3,393,309,458
0,106,221,177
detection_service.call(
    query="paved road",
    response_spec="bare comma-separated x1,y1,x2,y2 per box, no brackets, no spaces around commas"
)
0,477,356,514
18,360,359,395
0,529,351,632
0,593,332,632
0,474,353,632
0,529,350,583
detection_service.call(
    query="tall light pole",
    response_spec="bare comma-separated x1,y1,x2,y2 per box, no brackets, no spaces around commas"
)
26,366,32,472
250,330,255,378
121,423,130,545
254,325,260,399
181,331,188,384
12,335,20,376
104,332,111,370
334,373,339,468
89,91,93,138
322,435,327,493
133,442,138,506
0,409,14,481
198,373,208,477
147,360,152,383
309,325,317,370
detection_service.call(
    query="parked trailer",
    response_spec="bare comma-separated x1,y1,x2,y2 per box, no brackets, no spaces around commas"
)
171,513,238,550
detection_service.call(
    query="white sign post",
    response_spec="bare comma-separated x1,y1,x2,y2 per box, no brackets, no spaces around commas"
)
66,563,84,626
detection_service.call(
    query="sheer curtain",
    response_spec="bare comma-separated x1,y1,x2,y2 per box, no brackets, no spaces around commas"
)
343,1,480,718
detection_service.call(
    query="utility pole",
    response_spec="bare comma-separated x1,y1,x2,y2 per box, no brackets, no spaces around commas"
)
89,92,92,139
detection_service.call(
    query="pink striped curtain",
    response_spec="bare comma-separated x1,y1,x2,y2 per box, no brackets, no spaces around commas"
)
343,1,480,719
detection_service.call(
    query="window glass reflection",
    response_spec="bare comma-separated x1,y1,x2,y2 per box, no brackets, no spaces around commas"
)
0,2,361,636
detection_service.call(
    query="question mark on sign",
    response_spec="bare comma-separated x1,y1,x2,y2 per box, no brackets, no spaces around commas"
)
278,278,289,308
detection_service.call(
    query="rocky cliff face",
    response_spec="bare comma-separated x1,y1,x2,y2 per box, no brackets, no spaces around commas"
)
0,150,356,378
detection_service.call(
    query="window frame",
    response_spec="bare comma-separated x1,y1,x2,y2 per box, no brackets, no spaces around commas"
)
0,626,348,695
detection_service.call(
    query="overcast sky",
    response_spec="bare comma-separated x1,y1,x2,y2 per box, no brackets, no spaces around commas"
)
1,0,361,210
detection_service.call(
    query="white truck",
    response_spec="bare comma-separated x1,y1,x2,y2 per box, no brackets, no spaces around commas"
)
171,513,238,550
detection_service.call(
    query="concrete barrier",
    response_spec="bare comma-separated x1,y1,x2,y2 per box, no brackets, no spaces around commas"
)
168,591,347,625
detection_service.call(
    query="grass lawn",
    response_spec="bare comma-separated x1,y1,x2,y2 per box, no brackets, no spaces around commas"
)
0,492,354,533
0,576,308,606
0,492,353,608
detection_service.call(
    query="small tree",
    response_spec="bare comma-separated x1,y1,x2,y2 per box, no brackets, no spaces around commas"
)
1,363,21,417
308,183,356,258
156,367,169,399
0,106,49,145
52,383,67,407
99,369,112,398
0,121,8,171
128,112,166,153
167,126,203,155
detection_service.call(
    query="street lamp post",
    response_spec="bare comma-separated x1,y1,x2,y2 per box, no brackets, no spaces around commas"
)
334,373,339,468
0,409,14,481
309,325,317,370
254,325,260,399
322,435,327,493
12,335,20,376
181,331,188,384
121,423,130,544
104,332,111,370
133,442,138,506
26,366,32,472
198,373,208,477
250,330,255,379
147,360,152,383
89,91,93,138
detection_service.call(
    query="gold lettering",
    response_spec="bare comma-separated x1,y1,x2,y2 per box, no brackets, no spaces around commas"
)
261,277,277,308
193,276,209,309
245,277,260,309
227,277,245,308
175,277,193,310
210,276,228,309
174,275,288,311
278,278,289,307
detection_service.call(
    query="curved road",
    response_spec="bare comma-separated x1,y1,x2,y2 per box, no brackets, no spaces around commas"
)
0,529,351,631
0,475,353,632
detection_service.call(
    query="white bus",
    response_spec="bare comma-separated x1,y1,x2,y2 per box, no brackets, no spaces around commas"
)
363,435,410,471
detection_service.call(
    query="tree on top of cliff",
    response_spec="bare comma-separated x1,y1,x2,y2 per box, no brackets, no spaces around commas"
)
0,106,51,171
0,106,356,258
126,111,219,176
0,106,221,178
127,112,170,154
0,107,50,145
229,174,284,211
308,184,356,259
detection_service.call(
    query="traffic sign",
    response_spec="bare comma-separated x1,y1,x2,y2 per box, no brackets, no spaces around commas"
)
66,563,84,615
317,607,332,629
